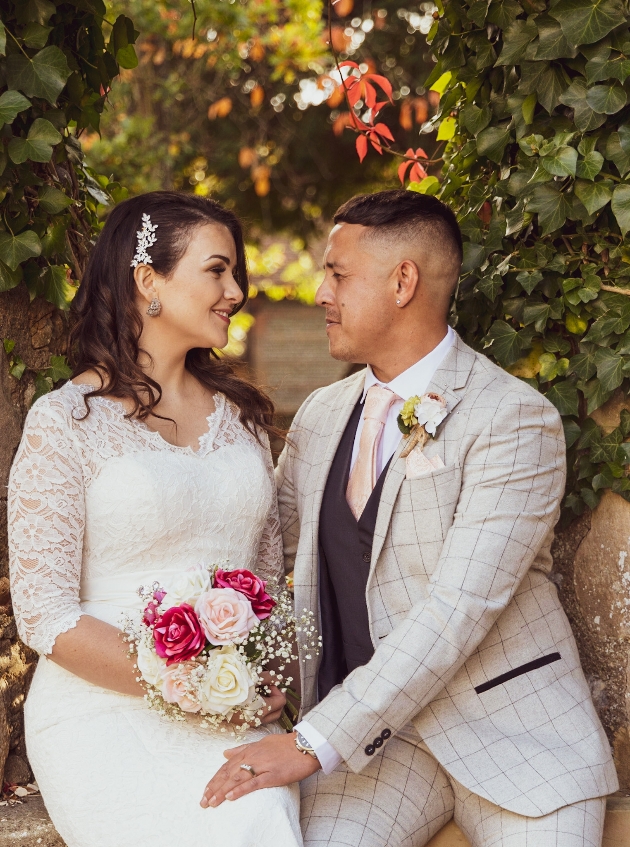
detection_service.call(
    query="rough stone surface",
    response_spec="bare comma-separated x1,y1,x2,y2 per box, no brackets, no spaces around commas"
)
3,754,31,785
0,797,65,847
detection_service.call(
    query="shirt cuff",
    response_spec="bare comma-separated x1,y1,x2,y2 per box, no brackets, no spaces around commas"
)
295,720,343,775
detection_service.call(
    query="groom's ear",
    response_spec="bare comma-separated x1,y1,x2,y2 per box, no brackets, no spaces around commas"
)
394,259,419,308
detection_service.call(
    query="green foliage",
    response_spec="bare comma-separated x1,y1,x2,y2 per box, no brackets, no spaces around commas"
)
0,0,135,397
428,0,630,516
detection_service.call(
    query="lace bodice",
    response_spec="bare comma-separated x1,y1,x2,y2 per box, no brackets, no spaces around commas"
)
8,382,284,656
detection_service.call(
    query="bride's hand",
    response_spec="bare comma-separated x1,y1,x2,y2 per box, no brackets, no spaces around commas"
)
255,671,287,725
224,672,286,727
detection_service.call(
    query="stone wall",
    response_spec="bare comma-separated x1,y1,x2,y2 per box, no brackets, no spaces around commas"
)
0,287,69,785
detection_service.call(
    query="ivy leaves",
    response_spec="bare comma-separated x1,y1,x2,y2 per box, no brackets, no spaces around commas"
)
6,45,70,104
428,0,630,515
550,0,626,46
0,1,134,402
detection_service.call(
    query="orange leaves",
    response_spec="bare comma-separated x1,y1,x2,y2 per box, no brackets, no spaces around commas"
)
208,97,232,119
397,148,429,185
350,113,395,161
332,0,354,16
238,147,257,168
332,112,354,136
252,165,270,197
339,61,393,110
399,97,429,130
249,38,265,63
250,85,264,108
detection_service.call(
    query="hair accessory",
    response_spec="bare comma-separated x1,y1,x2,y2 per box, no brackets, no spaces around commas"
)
131,213,158,268
147,297,162,317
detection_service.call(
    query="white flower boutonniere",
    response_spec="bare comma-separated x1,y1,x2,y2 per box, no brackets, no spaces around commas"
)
397,392,448,458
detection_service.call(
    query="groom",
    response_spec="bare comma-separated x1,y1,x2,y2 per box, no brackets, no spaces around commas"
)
201,190,617,845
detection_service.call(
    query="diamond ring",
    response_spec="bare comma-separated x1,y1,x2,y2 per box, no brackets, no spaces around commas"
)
239,763,256,777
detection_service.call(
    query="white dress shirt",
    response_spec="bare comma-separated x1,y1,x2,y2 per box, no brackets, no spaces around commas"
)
295,327,455,774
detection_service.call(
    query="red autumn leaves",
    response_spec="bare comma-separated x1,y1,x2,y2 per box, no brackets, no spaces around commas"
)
335,61,429,184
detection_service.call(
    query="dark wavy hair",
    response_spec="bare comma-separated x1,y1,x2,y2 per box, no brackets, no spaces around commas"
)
70,191,278,441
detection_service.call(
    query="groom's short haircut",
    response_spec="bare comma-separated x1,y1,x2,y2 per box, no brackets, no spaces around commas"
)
333,190,462,312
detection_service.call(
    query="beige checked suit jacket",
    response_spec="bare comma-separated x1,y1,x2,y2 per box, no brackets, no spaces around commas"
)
276,333,618,818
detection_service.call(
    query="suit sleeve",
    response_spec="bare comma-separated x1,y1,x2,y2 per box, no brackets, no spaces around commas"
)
302,392,566,773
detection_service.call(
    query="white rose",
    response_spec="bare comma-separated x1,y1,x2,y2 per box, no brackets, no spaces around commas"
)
161,563,212,608
198,646,257,716
413,393,447,436
136,639,167,688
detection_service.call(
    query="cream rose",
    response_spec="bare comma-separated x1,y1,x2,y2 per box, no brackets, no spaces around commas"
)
136,639,168,688
198,646,256,715
160,662,202,713
194,587,258,645
161,564,212,608
414,393,448,436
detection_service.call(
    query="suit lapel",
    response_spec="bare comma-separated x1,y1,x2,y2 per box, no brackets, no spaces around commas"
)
306,371,365,549
369,334,477,570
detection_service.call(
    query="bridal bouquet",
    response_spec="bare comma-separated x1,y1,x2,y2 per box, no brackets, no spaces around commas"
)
123,563,318,732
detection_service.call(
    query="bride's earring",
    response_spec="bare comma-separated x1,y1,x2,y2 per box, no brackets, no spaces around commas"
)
147,297,162,317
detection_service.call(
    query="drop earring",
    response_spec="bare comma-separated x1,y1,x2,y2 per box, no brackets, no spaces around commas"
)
147,297,162,317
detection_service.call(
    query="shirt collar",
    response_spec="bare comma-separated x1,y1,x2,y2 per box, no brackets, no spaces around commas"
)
361,325,455,402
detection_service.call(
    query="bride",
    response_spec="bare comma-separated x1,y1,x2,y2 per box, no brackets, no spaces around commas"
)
8,191,303,846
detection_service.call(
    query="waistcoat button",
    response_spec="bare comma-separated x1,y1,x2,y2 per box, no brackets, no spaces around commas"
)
362,551,371,563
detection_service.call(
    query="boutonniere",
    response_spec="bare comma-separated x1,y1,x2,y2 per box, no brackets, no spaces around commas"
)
398,392,448,458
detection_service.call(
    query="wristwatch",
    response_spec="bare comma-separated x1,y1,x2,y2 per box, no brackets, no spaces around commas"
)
294,731,319,761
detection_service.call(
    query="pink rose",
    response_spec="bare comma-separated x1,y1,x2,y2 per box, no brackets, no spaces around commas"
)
161,663,201,713
214,569,276,620
153,604,205,665
194,588,258,646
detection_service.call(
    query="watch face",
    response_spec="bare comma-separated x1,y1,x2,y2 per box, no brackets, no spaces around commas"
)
297,732,310,747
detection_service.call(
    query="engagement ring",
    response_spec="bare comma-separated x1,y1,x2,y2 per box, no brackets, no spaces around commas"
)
239,764,256,776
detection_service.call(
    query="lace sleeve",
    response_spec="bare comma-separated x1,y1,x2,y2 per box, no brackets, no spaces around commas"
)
255,433,285,589
8,398,85,656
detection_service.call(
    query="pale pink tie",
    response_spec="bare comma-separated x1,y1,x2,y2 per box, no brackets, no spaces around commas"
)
346,385,396,520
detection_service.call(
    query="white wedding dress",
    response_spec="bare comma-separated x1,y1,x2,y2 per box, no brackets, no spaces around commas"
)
8,382,303,847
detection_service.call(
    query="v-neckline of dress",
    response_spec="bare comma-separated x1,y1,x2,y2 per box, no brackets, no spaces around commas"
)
65,381,226,456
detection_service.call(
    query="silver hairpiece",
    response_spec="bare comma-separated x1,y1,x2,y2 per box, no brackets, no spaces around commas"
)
130,213,158,268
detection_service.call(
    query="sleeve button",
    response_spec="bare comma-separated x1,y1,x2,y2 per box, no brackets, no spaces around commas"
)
374,737,383,748
365,744,375,756
381,728,391,740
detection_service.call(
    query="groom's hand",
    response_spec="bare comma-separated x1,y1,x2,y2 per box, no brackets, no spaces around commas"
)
200,732,321,807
